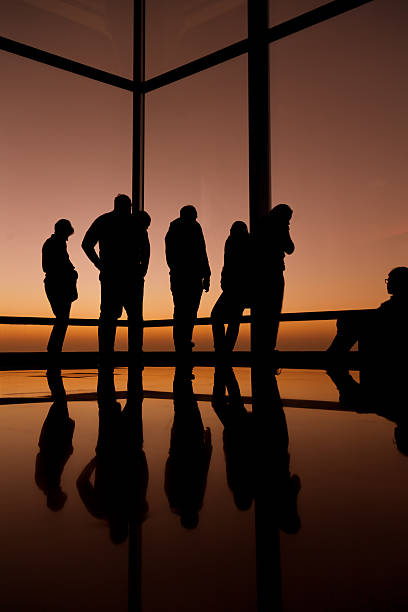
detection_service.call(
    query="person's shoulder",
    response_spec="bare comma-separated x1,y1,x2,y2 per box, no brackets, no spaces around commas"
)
42,234,55,249
166,218,180,234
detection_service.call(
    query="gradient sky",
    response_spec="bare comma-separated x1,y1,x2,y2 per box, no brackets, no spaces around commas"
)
1,0,407,351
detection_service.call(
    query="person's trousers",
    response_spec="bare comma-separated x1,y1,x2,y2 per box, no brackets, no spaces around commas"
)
171,279,203,368
99,274,144,357
45,287,72,354
211,291,246,354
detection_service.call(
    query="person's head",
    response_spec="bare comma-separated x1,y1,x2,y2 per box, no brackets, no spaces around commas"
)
386,267,408,296
269,203,293,223
113,193,132,215
136,210,151,229
230,220,249,238
179,205,198,223
54,219,74,240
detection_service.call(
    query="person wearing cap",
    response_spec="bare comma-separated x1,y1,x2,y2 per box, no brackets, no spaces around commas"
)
42,219,78,354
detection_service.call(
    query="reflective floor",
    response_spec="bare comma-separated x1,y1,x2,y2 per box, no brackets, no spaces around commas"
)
0,367,407,611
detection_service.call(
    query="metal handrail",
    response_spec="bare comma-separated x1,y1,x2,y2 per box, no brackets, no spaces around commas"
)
0,309,374,328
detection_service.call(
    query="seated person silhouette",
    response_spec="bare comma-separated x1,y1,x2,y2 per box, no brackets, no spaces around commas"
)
327,266,408,408
165,205,211,380
252,204,294,356
82,194,150,364
35,368,75,511
211,221,250,357
164,376,212,529
42,219,78,354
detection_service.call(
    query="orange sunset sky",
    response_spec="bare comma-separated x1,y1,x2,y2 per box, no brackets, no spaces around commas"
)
1,0,407,352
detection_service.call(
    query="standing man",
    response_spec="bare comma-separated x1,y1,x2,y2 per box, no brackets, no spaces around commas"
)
165,205,210,379
253,203,294,355
42,219,78,355
82,194,150,364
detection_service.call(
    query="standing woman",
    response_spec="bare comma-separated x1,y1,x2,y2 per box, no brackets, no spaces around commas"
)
253,204,294,353
42,219,78,355
211,221,251,354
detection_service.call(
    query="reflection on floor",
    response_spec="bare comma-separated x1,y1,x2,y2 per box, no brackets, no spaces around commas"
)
0,367,407,611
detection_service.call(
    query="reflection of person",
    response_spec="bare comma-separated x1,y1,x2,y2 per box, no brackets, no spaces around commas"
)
253,204,294,353
213,366,301,530
76,367,148,543
165,205,210,379
35,368,75,511
211,221,251,355
165,376,212,529
82,194,150,362
42,219,78,354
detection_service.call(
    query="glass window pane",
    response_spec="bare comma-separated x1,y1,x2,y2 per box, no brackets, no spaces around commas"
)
0,53,132,352
269,0,330,27
269,0,407,351
144,56,249,351
146,0,247,79
0,0,133,78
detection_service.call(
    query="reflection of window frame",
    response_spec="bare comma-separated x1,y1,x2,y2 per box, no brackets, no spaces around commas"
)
0,0,373,225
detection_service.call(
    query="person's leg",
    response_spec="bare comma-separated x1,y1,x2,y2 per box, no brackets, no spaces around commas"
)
46,289,71,354
224,296,246,353
99,275,122,356
188,281,203,345
211,294,227,353
172,280,202,378
268,273,284,351
124,280,144,362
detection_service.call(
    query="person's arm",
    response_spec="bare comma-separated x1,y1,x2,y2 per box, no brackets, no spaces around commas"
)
164,226,175,271
140,230,150,278
284,225,295,255
82,221,101,270
199,226,211,292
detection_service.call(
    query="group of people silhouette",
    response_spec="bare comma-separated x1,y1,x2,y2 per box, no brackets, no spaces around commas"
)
42,194,295,378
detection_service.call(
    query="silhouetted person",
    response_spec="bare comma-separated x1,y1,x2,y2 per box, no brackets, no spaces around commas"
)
76,367,148,543
211,221,251,356
327,266,408,400
327,267,408,417
253,204,294,357
35,368,75,511
82,194,150,364
164,375,212,529
42,219,78,355
165,205,210,379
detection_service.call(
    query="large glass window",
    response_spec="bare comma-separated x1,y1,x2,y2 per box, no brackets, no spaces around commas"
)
0,51,132,351
270,0,408,349
144,56,249,351
146,0,247,78
269,0,328,27
0,0,133,77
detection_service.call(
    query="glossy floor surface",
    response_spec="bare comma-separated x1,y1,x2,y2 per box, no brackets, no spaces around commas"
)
0,367,407,611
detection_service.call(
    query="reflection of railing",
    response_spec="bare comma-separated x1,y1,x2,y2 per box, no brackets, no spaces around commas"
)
0,310,370,371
